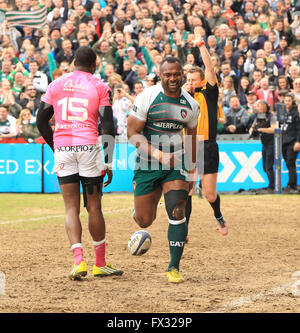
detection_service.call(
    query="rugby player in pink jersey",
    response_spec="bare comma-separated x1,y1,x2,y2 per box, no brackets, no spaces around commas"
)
37,46,123,280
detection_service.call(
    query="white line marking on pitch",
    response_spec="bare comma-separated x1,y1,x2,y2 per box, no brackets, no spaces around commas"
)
0,202,165,226
205,282,294,312
0,207,133,225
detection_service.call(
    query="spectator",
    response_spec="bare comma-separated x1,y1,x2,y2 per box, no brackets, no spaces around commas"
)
112,83,131,136
52,68,63,80
16,27,39,50
278,89,289,104
291,77,300,105
103,63,117,84
238,76,252,106
33,51,51,84
0,79,22,118
0,60,13,83
9,71,27,97
290,48,299,66
161,42,177,59
0,104,17,142
107,73,123,91
135,65,148,87
153,26,166,53
145,74,156,88
219,60,239,91
221,75,236,108
22,44,36,70
222,0,236,28
224,95,249,134
288,64,300,88
18,84,41,116
245,90,258,128
1,46,18,66
207,3,228,31
16,108,40,143
277,75,291,92
55,39,75,66
242,1,257,24
248,24,267,51
49,7,65,30
132,81,144,98
47,0,68,21
206,35,222,57
275,34,291,57
59,61,71,75
255,76,278,110
220,44,235,68
268,29,280,49
28,60,49,94
278,54,292,76
116,59,139,93
92,39,116,66
217,24,230,50
126,47,143,67
235,16,247,38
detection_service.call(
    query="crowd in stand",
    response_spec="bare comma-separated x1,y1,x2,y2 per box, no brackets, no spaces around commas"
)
0,0,300,142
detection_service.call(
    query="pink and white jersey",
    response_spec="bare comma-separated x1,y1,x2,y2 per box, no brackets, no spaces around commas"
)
42,70,111,149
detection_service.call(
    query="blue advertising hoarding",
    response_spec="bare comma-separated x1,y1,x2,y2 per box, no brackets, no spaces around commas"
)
0,142,299,193
0,144,42,192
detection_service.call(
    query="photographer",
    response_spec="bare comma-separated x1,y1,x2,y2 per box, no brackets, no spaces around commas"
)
279,93,300,192
249,100,276,192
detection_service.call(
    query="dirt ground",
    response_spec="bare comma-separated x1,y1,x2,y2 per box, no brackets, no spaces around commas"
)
0,194,299,314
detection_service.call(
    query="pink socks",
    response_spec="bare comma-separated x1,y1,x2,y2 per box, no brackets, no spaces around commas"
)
71,243,84,265
93,239,106,268
71,240,106,267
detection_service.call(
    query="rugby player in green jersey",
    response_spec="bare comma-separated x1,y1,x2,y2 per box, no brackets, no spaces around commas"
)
127,57,200,283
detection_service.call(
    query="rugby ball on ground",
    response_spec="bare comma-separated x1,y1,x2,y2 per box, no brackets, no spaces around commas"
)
128,230,152,256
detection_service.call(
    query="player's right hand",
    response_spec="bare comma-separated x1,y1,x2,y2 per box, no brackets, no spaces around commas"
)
103,168,113,187
160,151,183,168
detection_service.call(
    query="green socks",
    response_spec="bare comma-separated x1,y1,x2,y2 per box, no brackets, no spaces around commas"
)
167,219,188,271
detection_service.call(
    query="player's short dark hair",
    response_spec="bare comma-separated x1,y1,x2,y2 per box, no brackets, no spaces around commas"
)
160,56,182,71
74,46,97,68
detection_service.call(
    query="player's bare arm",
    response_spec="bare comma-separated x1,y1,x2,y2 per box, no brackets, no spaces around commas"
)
185,126,198,182
99,105,115,187
127,115,181,168
36,101,54,151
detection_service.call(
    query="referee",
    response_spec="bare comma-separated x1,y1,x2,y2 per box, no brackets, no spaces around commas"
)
183,33,228,237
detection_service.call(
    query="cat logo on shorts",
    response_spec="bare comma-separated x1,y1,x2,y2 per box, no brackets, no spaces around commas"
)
132,181,136,191
59,163,65,170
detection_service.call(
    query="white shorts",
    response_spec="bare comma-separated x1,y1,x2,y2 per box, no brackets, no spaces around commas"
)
54,144,105,178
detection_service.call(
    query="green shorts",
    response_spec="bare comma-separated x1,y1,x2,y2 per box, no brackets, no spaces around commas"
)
133,168,188,197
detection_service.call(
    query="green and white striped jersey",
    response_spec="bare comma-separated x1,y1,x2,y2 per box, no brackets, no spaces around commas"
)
130,84,200,154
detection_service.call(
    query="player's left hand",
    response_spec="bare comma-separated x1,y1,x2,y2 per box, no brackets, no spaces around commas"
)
187,167,198,183
103,168,113,187
293,142,300,152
